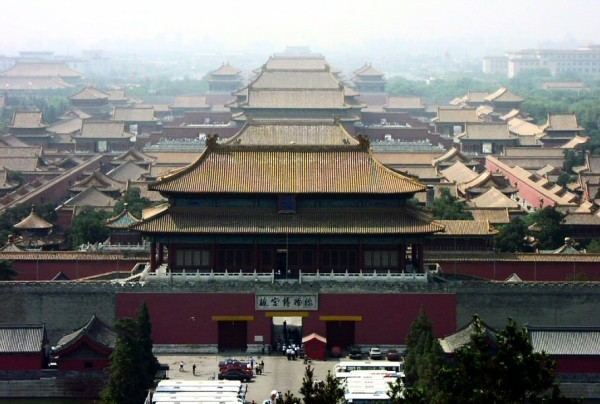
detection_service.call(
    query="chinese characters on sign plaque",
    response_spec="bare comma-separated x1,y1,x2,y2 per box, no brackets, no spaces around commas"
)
256,294,318,310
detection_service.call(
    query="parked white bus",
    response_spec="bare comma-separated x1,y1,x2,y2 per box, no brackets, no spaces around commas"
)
343,375,399,403
336,369,403,381
152,392,243,404
344,391,393,403
334,361,402,374
155,380,246,396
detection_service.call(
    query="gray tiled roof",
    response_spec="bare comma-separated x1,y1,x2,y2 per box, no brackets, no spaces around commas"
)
528,327,600,355
0,324,45,353
54,315,116,353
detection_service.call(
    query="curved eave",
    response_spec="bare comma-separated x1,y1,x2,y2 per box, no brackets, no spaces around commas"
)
149,145,426,195
131,207,442,235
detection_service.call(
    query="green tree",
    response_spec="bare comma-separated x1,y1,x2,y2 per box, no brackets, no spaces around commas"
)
0,260,17,280
113,187,154,218
526,207,566,250
401,311,444,402
494,217,530,252
102,318,146,404
564,150,585,173
299,365,345,404
435,317,575,403
102,303,159,404
137,302,160,390
68,206,110,248
586,239,600,253
432,188,473,220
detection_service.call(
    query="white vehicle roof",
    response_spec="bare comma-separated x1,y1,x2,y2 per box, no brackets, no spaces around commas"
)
157,380,242,387
156,385,243,394
152,392,243,404
344,391,392,402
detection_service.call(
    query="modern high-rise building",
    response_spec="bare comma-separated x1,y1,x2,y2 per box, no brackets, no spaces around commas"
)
484,45,600,78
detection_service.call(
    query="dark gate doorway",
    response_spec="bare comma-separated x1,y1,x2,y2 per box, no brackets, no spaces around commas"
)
325,321,356,352
271,316,303,352
275,250,287,279
218,321,248,353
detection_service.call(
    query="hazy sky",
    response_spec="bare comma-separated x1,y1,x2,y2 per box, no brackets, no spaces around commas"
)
1,0,598,57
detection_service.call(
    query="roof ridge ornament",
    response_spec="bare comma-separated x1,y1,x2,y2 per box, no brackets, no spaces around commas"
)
205,134,219,149
356,134,370,150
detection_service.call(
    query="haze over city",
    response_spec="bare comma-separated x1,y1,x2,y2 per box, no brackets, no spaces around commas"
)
1,0,598,61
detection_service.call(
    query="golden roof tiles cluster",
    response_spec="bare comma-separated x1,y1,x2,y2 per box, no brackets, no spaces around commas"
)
69,86,109,101
211,62,242,76
252,71,340,89
484,87,523,103
434,220,497,236
78,121,131,139
0,77,72,90
507,118,543,136
14,210,53,230
544,113,585,131
246,90,346,109
264,57,328,71
112,107,156,122
440,161,479,184
171,96,209,109
386,96,423,109
433,107,482,123
225,121,358,146
2,62,82,78
469,188,520,209
61,186,117,208
458,123,516,140
353,63,384,77
151,143,426,195
467,207,512,224
10,111,45,129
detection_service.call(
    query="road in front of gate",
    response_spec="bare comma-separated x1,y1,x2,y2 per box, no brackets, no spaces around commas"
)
157,353,337,403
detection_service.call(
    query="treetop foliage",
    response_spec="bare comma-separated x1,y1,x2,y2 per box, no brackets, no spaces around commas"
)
432,188,473,220
102,302,159,404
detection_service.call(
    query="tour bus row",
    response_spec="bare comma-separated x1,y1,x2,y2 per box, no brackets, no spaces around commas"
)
152,380,247,404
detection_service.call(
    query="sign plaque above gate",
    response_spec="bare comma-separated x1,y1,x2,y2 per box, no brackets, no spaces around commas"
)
256,294,318,311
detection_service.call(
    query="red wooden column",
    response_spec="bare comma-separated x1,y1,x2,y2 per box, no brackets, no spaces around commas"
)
399,244,406,272
158,243,164,265
358,242,364,272
150,242,156,271
418,244,424,272
411,243,418,269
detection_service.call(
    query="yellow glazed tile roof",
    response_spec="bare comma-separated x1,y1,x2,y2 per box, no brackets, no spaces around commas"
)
150,143,426,195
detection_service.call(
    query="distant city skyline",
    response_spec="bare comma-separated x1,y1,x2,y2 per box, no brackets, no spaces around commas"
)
1,0,598,60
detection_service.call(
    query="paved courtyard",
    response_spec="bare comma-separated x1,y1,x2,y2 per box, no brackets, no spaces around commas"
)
157,353,338,403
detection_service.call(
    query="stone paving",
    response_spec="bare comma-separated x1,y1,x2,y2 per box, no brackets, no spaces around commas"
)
156,353,338,403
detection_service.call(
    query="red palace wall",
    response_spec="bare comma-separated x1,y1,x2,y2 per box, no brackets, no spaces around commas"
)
0,354,44,370
58,357,110,371
554,356,600,373
116,293,457,346
486,158,556,209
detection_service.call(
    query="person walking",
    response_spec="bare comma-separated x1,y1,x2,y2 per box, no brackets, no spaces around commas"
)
179,361,184,372
192,364,196,375
263,390,278,404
